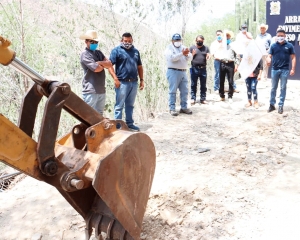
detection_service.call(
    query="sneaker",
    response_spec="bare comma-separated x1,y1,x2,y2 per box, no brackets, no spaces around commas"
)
214,90,219,94
127,124,140,132
268,104,276,113
179,108,192,114
234,89,240,93
278,106,283,114
170,110,179,116
228,98,233,103
190,99,196,105
200,100,208,104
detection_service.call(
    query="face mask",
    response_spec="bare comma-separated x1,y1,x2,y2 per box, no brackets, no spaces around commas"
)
227,39,231,45
277,37,285,43
121,42,133,49
89,43,98,51
196,41,203,46
217,36,222,41
173,41,182,48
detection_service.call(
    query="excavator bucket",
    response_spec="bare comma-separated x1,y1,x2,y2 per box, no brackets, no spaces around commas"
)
0,35,156,239
56,121,156,239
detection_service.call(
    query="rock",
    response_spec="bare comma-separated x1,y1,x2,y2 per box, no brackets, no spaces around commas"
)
198,148,210,153
278,144,283,149
249,147,268,153
31,233,42,240
160,209,178,226
140,233,147,239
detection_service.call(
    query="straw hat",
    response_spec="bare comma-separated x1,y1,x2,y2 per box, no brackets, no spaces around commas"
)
79,30,100,41
224,30,234,39
258,23,268,31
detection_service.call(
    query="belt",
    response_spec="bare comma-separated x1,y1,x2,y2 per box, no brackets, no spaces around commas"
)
120,79,137,82
220,60,234,63
192,65,206,69
168,68,186,72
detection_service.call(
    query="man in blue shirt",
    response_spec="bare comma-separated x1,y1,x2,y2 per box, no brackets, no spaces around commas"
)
109,32,144,131
267,29,296,114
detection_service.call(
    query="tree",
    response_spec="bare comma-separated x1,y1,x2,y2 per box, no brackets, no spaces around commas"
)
158,0,203,38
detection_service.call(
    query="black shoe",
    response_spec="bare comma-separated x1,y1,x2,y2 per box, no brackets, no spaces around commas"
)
268,105,276,113
278,106,283,114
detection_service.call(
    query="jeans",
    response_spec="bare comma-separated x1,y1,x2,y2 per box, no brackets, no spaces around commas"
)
270,69,289,107
214,60,236,90
83,93,106,115
190,67,207,101
245,77,258,101
166,69,188,111
219,62,235,98
114,81,138,126
214,60,220,91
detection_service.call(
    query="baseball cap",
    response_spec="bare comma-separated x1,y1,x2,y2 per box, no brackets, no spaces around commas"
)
241,24,247,28
172,33,182,40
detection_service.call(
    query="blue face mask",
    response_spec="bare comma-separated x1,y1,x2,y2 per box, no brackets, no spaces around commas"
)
217,36,222,41
227,39,231,45
89,43,98,51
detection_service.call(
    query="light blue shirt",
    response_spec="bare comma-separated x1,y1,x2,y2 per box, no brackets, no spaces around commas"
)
256,33,272,50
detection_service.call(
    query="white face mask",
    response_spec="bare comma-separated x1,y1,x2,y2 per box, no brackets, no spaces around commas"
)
173,41,182,48
277,36,285,43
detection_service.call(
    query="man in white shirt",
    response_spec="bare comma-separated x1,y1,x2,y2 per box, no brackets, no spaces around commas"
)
165,33,193,116
236,24,253,58
211,30,239,93
210,30,223,92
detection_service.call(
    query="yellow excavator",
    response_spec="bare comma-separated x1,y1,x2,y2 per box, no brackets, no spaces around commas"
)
0,35,156,240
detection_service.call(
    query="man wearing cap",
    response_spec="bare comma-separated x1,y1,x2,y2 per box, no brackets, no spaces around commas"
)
266,29,296,114
236,24,253,59
219,31,240,102
165,33,193,116
109,32,144,131
79,30,113,115
255,24,272,81
189,35,210,104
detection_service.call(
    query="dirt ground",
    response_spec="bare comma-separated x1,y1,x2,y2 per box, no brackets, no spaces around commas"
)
1,79,300,240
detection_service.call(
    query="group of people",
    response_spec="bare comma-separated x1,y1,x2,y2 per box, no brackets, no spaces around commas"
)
166,23,296,116
79,30,143,132
79,23,296,132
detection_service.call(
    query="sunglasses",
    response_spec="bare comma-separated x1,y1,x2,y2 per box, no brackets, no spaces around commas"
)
89,40,98,44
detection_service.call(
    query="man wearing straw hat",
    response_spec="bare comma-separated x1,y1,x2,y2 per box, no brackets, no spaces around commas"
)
79,30,113,115
255,23,272,81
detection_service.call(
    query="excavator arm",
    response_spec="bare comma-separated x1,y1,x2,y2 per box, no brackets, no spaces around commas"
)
0,35,156,240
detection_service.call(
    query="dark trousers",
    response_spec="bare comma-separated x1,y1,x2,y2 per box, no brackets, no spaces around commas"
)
190,67,207,101
219,62,235,98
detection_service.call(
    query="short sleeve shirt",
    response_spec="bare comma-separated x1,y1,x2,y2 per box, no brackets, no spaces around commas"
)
189,45,210,66
109,45,142,81
80,48,106,94
269,41,295,70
